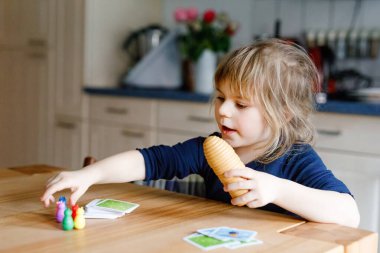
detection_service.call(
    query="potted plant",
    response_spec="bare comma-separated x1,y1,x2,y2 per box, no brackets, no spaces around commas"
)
174,7,238,94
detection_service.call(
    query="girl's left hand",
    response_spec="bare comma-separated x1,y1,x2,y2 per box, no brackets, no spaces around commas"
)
223,167,282,208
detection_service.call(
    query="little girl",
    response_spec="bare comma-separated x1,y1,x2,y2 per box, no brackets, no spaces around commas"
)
41,39,360,227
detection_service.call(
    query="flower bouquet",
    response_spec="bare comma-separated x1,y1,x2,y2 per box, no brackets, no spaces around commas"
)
174,7,238,93
174,7,238,61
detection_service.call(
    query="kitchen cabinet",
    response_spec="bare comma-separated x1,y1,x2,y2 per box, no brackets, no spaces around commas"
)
88,96,157,160
51,0,88,168
0,0,56,167
0,45,50,167
54,0,85,118
53,115,88,170
0,0,51,47
312,113,380,235
90,124,156,160
157,100,218,140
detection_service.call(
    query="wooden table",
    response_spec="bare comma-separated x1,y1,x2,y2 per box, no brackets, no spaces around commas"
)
0,165,377,253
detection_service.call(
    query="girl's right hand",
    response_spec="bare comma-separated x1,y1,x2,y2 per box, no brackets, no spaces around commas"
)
40,170,94,207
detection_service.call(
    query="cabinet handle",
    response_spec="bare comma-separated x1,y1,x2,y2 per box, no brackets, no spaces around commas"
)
188,115,214,123
121,129,144,138
316,129,342,136
106,107,128,115
28,38,47,47
56,121,76,130
28,52,46,59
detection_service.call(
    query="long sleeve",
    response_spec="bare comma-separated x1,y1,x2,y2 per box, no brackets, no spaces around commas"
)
138,136,207,181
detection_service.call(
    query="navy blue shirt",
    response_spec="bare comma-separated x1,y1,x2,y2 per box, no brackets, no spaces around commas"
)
139,134,351,216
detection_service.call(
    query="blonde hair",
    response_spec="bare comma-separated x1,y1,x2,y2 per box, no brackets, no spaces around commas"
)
214,39,319,163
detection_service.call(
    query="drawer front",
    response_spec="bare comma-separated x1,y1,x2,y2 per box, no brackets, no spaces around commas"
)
90,124,156,160
158,101,218,134
312,113,380,156
89,96,156,127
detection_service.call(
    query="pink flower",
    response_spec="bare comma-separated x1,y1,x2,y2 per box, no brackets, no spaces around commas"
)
203,9,216,23
186,7,198,21
174,8,188,22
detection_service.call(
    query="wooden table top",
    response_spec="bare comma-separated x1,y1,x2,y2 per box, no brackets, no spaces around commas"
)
0,165,377,253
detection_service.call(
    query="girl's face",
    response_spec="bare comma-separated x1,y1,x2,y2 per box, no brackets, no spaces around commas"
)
214,81,271,157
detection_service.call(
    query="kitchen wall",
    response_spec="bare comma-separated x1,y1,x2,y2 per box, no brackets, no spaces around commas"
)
162,0,380,84
84,0,162,87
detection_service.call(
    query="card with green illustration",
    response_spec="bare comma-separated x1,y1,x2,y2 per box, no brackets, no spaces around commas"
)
95,199,139,213
226,238,263,249
183,233,238,250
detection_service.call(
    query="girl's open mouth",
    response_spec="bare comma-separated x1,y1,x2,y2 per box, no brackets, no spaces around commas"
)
222,125,237,135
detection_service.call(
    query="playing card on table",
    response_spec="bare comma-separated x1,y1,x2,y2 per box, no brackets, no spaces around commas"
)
183,233,239,251
225,238,263,249
196,227,223,237
210,227,257,242
84,199,139,219
94,199,139,213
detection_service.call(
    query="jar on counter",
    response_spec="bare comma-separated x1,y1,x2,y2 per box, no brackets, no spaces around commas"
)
347,30,358,58
369,29,380,59
358,30,369,58
336,30,347,60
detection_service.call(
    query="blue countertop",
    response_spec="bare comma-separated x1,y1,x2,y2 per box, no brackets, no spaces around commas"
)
84,87,380,117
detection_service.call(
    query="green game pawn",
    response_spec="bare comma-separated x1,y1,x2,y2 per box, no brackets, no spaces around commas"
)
62,208,74,231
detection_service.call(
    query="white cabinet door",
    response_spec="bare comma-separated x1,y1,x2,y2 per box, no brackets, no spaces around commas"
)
317,149,380,232
0,0,52,47
157,131,196,146
158,100,217,135
54,0,85,117
53,117,85,170
90,124,155,160
0,50,48,167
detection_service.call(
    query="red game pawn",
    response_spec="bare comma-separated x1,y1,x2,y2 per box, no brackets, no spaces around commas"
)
71,204,79,220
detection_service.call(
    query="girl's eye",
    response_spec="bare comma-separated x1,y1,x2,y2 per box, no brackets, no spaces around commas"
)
236,103,247,109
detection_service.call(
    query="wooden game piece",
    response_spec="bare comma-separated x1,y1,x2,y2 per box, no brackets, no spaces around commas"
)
58,196,66,205
56,201,65,223
62,208,74,231
71,204,79,219
74,207,86,230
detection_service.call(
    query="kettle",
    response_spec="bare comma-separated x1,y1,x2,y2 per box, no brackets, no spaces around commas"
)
123,24,168,68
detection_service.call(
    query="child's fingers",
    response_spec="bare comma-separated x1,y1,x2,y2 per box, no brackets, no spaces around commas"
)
41,195,55,208
231,191,257,206
246,199,262,208
224,168,257,179
70,186,88,206
41,180,71,206
224,180,254,192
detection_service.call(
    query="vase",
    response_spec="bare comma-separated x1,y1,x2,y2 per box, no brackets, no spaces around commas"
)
195,49,217,94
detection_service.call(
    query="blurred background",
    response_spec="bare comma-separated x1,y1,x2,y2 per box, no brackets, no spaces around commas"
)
1,0,380,240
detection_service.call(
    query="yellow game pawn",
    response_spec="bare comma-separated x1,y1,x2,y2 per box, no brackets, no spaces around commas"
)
74,207,86,229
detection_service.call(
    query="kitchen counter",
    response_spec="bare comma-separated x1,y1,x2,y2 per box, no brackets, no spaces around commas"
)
84,87,380,117
0,165,377,252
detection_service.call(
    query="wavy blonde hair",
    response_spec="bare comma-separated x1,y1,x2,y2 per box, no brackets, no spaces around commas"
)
214,39,319,163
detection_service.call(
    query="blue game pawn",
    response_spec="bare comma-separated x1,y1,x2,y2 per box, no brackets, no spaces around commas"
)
58,196,67,205
62,208,74,231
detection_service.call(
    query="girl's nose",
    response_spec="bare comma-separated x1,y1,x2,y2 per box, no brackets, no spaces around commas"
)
218,100,234,118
